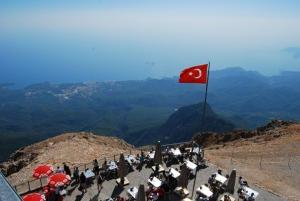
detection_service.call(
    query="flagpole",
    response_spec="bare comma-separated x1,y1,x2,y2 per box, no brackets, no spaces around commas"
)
202,61,210,126
191,61,210,199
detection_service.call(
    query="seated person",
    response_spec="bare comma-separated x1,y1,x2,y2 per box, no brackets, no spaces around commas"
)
237,187,245,199
247,193,255,201
55,166,64,173
223,194,232,201
161,181,170,193
208,174,216,186
146,185,154,197
239,176,248,186
154,187,165,199
115,196,126,201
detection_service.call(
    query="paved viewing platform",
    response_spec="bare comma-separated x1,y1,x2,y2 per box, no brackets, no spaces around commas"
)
7,141,287,201
60,162,283,201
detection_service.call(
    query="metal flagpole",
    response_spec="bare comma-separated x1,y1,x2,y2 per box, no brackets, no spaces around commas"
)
191,61,211,198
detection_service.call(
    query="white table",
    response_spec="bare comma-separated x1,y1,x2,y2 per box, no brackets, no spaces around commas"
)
185,160,197,170
196,185,213,198
243,186,259,198
182,198,193,201
215,173,227,184
108,161,118,170
170,148,182,156
168,168,180,178
151,164,165,173
148,151,155,159
220,195,235,201
148,176,162,188
116,177,130,186
84,169,95,179
185,147,201,154
125,155,137,165
193,147,201,154
127,187,138,198
174,186,189,198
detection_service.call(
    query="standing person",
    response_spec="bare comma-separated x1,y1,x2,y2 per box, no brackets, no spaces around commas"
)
79,172,87,193
73,167,79,183
154,164,160,176
93,159,100,175
93,159,99,167
96,174,104,192
63,163,71,177
102,158,108,169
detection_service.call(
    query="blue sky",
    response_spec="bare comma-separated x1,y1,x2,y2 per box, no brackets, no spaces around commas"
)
0,0,300,86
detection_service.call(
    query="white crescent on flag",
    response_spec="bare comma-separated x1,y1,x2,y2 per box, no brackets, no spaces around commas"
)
188,69,202,79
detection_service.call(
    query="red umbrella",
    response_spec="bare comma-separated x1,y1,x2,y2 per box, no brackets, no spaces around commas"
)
23,193,45,201
33,164,54,178
48,173,71,188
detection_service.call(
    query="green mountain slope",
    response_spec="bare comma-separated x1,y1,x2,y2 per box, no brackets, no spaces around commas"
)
126,103,235,145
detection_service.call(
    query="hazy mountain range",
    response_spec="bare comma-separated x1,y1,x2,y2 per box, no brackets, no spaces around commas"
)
0,67,300,161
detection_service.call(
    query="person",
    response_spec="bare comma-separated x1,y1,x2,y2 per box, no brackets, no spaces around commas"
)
93,159,99,167
55,166,63,173
63,163,71,177
161,180,170,194
102,158,108,169
54,185,64,201
154,187,165,199
208,174,216,186
154,163,160,176
96,174,104,192
224,194,231,201
141,150,145,158
247,193,255,201
137,154,144,171
115,196,125,201
43,186,53,200
239,176,248,186
93,162,100,176
79,172,87,193
146,184,153,195
73,167,79,183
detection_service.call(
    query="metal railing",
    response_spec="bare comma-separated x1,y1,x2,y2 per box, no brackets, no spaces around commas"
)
13,150,134,195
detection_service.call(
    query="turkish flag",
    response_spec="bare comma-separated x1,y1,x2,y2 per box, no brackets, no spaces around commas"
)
179,64,208,84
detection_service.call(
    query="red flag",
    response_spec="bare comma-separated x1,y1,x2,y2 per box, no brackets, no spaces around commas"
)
179,64,208,84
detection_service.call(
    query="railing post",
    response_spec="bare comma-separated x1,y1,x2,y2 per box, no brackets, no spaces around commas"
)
114,155,116,161
130,150,132,155
84,164,86,170
40,178,43,188
259,155,263,170
28,181,31,192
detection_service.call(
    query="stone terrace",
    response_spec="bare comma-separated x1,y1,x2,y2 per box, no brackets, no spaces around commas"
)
61,162,283,201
